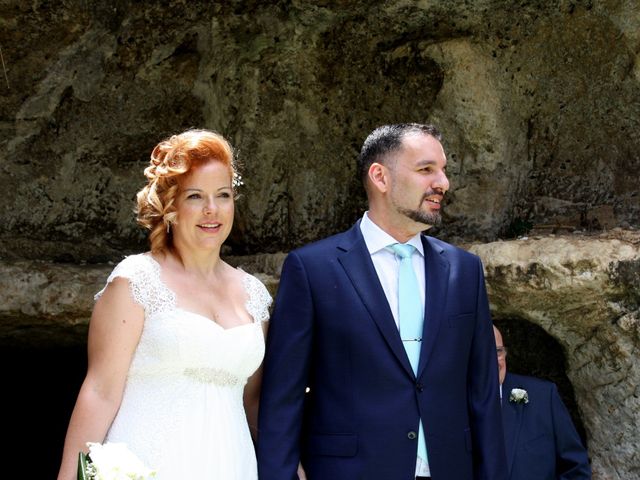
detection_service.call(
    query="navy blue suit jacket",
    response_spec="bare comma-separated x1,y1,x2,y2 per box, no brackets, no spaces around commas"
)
502,373,591,479
258,222,507,480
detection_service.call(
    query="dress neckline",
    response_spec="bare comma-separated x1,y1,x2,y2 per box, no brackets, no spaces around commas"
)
144,253,258,330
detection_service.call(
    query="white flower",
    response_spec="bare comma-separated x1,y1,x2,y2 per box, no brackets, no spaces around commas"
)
509,388,529,404
85,442,156,480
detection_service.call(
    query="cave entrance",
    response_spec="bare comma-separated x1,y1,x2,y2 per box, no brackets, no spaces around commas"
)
2,341,86,478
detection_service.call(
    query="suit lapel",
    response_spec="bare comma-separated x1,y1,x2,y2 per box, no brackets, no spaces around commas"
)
502,374,523,478
417,236,449,378
337,223,415,378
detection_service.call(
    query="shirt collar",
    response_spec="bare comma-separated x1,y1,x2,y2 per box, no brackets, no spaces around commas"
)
360,212,424,257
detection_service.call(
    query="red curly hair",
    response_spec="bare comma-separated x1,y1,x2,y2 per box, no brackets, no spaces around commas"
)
136,129,237,253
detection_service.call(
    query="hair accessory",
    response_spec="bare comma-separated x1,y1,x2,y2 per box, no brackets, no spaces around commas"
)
233,173,244,189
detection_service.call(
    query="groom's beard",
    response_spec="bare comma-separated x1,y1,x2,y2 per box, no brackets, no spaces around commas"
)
398,194,443,228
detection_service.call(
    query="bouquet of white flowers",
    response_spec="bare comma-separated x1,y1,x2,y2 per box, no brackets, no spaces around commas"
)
77,442,156,480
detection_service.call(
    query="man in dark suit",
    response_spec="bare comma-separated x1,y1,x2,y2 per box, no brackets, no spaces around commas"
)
258,123,507,480
493,326,591,479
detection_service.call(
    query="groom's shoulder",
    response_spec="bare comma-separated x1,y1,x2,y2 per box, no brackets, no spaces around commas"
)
423,235,481,263
294,229,353,256
290,224,359,259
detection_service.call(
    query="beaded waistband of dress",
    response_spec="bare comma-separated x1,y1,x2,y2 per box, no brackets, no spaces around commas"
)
183,367,245,386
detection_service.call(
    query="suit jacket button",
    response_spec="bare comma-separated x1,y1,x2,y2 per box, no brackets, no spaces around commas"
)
416,382,424,392
407,431,417,440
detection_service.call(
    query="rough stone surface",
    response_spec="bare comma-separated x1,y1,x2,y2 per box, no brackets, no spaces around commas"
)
1,1,639,262
469,231,640,480
0,253,283,347
0,260,105,347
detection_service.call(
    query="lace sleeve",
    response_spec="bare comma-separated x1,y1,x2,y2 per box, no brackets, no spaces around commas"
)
242,273,273,323
94,254,174,316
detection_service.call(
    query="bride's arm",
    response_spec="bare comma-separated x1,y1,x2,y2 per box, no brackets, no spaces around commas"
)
244,321,269,443
57,277,144,480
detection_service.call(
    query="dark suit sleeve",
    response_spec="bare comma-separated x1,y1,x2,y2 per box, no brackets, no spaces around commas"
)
257,251,314,480
468,257,508,480
551,384,592,479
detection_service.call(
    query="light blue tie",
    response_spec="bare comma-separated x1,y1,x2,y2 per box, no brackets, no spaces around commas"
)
390,243,428,466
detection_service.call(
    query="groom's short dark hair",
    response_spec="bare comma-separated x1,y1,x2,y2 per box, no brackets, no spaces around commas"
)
357,123,442,187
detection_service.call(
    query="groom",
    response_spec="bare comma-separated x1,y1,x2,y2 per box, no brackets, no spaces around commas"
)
258,124,507,479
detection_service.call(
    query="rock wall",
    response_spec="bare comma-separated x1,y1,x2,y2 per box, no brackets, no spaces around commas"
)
1,0,639,261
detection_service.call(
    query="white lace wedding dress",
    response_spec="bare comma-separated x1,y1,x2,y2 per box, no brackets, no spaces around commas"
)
96,253,271,479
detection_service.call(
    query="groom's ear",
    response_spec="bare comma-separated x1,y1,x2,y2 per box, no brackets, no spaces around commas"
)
368,162,391,194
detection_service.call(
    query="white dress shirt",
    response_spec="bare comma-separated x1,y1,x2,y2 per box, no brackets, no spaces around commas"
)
359,212,431,477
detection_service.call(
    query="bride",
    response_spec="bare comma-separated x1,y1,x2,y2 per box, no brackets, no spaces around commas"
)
57,129,271,479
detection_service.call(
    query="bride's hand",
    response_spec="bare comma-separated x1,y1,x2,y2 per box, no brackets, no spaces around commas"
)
297,462,307,480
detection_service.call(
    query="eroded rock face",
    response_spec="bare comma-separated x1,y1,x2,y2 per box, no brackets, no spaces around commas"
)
0,253,284,347
470,231,640,480
1,1,639,262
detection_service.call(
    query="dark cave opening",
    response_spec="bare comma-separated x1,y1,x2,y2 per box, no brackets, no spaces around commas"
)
2,342,86,477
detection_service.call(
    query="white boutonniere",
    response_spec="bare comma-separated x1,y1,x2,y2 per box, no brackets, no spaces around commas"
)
509,388,529,404
78,442,156,480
